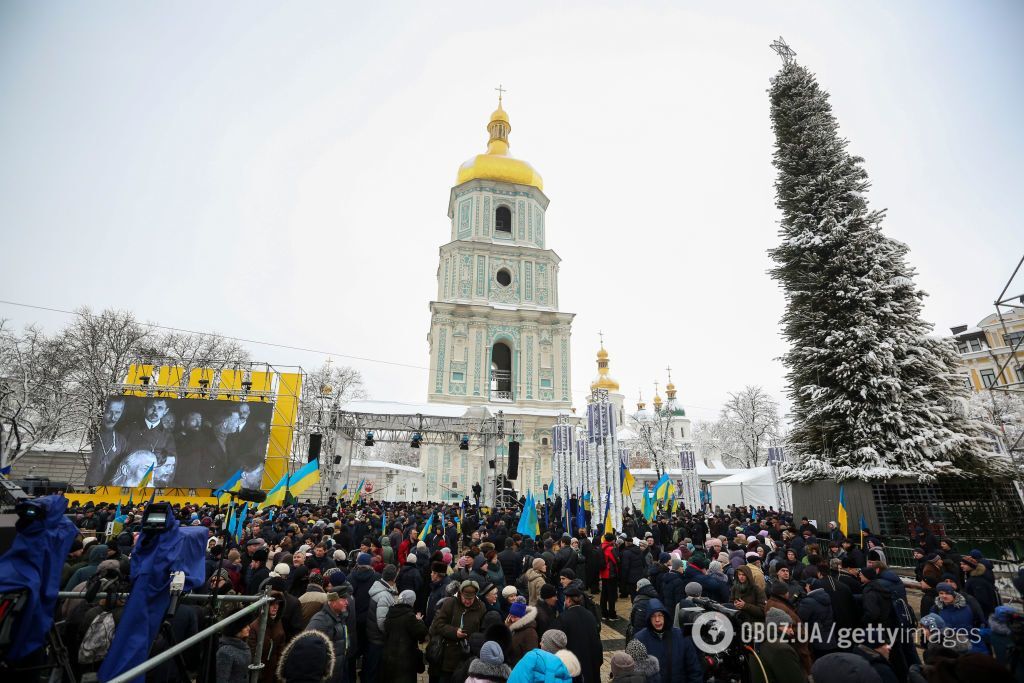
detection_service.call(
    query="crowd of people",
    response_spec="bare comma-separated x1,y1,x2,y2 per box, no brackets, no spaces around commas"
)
55,495,1023,683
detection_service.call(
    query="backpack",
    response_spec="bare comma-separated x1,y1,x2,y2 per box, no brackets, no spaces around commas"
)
892,595,917,628
582,592,602,633
625,598,649,641
79,611,119,664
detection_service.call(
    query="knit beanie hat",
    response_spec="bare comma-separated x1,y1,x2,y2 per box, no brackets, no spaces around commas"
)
407,553,418,564
540,629,567,652
357,552,372,566
382,565,399,582
709,560,723,573
671,558,683,571
480,641,504,665
936,582,956,594
333,549,347,562
919,613,946,632
610,652,636,676
271,563,291,577
502,585,518,597
685,581,703,597
540,584,557,600
398,589,416,606
625,640,651,666
765,607,792,627
509,601,527,618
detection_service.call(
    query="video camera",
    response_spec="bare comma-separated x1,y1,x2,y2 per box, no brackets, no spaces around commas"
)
684,597,751,683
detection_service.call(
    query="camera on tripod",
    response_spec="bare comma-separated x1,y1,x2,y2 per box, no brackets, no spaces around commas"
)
684,597,750,683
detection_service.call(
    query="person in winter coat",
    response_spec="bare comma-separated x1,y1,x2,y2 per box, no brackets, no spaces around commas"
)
731,565,767,622
299,573,330,625
765,583,812,675
658,560,686,619
632,599,703,683
506,646,574,683
426,561,454,626
960,556,999,618
64,543,108,591
480,583,506,632
276,630,336,683
860,568,897,628
554,587,603,683
217,616,253,683
427,580,488,678
766,564,802,604
248,593,287,683
366,566,400,683
620,539,646,599
524,558,548,607
609,652,647,683
382,590,428,683
749,608,808,683
599,534,620,620
398,554,424,594
630,579,661,639
930,583,987,654
348,553,380,668
467,640,512,683
625,639,661,683
852,640,900,683
796,579,837,657
307,585,358,683
821,561,859,629
535,584,559,637
505,600,540,667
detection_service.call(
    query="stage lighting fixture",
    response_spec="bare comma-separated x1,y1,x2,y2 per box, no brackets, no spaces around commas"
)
140,376,151,385
364,431,375,447
333,455,342,465
459,434,469,451
410,432,423,448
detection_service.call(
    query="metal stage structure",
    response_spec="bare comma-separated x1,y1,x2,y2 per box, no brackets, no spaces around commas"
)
986,253,1024,475
322,404,520,508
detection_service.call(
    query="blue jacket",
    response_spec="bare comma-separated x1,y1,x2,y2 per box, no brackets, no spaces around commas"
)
694,572,730,604
633,600,703,683
508,648,572,683
932,594,986,654
659,570,686,617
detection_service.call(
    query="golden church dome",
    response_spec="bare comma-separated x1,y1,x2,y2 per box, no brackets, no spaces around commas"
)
590,343,620,392
457,99,544,191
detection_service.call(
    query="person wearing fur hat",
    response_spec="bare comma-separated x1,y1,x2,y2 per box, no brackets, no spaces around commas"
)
277,630,336,683
307,583,357,683
625,640,660,683
505,598,539,666
382,589,428,683
501,585,519,616
467,641,512,683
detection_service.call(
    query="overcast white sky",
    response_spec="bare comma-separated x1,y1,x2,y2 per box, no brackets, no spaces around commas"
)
2,2,1022,421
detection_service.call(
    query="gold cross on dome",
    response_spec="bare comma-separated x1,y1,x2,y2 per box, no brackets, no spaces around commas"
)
666,365,673,383
598,330,604,346
495,84,507,105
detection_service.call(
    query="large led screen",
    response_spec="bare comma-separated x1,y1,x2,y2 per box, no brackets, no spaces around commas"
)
87,395,273,489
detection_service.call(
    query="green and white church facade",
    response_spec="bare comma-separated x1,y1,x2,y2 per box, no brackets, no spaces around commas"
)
419,98,575,501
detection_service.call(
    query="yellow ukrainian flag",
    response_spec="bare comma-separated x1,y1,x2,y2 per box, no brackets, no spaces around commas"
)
288,460,321,496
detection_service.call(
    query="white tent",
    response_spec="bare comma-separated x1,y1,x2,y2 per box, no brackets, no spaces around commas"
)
709,467,780,509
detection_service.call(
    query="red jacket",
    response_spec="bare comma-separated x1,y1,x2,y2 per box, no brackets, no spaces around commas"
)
599,541,618,580
398,538,413,566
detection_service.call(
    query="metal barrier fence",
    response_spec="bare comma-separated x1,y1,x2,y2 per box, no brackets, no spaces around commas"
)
58,589,273,683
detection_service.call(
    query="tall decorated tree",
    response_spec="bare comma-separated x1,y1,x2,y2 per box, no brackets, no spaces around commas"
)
767,41,1008,482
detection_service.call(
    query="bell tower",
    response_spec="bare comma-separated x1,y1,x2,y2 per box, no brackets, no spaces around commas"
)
426,97,574,410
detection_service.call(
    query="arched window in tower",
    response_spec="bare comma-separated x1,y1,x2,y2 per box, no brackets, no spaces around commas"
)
491,342,512,401
495,206,512,236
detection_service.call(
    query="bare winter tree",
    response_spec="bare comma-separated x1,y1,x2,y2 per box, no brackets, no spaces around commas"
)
151,330,251,390
967,390,1024,459
0,322,81,470
718,385,782,468
691,419,742,467
627,408,679,477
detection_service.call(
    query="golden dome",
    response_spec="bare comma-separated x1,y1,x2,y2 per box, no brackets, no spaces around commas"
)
590,343,620,392
456,99,544,190
652,382,663,409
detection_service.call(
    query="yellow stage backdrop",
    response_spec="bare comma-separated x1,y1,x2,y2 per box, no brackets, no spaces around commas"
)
65,363,302,507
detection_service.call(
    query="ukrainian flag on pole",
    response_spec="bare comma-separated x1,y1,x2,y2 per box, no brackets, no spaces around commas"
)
620,462,635,498
287,459,321,497
642,482,655,522
837,486,849,536
421,511,435,538
260,476,288,510
212,469,243,501
654,473,671,502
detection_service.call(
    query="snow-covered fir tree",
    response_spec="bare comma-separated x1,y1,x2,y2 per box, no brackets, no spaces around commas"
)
768,59,1011,482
